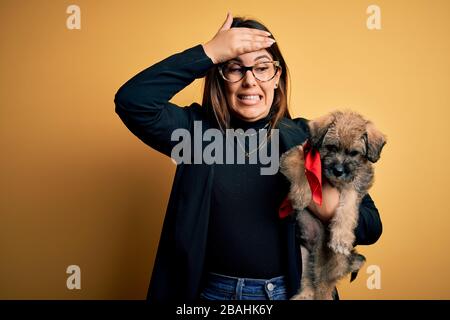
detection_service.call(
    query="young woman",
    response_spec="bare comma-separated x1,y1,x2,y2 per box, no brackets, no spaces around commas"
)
114,13,382,302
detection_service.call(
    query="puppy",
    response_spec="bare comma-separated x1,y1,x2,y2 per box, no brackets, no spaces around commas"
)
280,111,386,300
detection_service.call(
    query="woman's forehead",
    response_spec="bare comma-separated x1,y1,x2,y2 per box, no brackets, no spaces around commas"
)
231,50,273,64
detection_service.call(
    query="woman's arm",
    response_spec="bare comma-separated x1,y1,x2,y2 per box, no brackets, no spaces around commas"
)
114,45,214,157
353,193,383,245
307,181,340,223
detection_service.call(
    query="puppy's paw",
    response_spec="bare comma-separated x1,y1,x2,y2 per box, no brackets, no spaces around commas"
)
291,288,315,300
328,234,354,256
328,242,350,255
280,145,311,210
279,145,305,180
349,253,366,273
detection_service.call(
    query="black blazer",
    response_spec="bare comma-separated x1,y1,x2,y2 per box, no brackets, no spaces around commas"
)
114,45,383,302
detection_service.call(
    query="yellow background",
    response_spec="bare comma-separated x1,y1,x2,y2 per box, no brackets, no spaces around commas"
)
1,0,449,299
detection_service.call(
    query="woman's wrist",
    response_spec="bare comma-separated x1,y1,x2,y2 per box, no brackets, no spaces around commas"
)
307,182,340,223
202,42,218,64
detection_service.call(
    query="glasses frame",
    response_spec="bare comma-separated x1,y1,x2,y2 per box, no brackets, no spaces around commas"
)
219,61,281,83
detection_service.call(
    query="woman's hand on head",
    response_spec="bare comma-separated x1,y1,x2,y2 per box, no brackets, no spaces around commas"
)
202,12,275,64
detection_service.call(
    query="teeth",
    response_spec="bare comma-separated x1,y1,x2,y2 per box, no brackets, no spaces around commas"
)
239,95,260,100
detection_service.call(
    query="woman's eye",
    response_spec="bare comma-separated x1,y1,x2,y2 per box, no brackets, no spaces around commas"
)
229,67,241,72
255,67,269,72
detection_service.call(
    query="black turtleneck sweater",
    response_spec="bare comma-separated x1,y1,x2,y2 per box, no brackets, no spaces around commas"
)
205,113,291,279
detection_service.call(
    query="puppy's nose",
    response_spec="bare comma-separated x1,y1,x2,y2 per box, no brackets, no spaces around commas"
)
333,164,344,177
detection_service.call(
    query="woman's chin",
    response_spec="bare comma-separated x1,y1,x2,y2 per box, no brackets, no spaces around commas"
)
233,107,269,122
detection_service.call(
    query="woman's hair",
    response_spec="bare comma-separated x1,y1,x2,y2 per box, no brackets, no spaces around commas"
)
202,17,292,133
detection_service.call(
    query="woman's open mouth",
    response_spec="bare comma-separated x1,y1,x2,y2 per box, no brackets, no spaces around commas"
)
237,94,263,105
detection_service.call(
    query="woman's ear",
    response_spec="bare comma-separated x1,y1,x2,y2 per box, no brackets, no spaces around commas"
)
275,69,282,88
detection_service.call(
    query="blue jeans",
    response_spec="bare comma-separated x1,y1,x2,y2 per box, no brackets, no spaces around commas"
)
199,272,288,300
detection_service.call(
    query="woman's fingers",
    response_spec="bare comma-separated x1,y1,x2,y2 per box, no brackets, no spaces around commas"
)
236,33,273,43
229,29,275,53
219,12,233,31
203,14,276,64
237,39,275,53
235,27,271,36
232,29,274,46
231,27,271,39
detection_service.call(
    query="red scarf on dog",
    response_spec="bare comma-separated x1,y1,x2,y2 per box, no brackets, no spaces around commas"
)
279,141,323,219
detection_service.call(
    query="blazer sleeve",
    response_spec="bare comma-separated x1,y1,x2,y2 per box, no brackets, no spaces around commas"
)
354,193,383,245
114,44,214,157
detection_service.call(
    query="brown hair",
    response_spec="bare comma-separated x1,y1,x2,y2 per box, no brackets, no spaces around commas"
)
202,16,292,134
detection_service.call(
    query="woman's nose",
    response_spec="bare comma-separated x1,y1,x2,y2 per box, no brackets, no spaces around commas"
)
242,70,257,86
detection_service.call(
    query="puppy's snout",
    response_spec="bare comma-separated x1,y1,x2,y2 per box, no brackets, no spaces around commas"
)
332,164,344,177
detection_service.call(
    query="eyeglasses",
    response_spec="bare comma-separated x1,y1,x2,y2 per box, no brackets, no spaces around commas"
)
219,61,281,83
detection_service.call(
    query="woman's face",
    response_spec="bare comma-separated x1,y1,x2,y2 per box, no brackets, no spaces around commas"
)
223,49,281,122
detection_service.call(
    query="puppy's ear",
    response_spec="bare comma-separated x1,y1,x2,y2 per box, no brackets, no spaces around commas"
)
308,113,335,148
365,122,386,163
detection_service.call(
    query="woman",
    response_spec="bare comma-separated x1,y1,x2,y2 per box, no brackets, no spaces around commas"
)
114,13,382,302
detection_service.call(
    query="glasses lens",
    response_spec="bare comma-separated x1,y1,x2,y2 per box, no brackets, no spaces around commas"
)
253,62,277,81
222,63,244,82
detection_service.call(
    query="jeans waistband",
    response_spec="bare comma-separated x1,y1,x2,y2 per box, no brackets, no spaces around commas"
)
207,272,286,285
201,272,287,300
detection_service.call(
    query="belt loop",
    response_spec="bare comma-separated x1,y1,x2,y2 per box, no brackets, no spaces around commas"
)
235,278,244,300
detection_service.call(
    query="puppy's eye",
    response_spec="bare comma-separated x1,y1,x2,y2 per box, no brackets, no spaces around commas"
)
325,145,337,153
349,150,359,157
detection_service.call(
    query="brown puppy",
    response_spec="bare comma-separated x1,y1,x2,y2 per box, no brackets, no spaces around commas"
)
280,111,386,299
